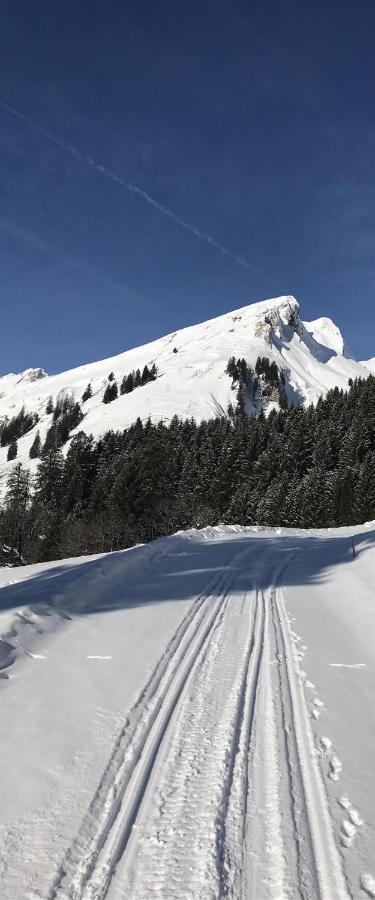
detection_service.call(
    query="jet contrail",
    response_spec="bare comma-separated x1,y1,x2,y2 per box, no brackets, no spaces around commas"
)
0,98,272,284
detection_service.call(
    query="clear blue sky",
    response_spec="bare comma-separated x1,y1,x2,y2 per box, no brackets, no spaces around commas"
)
0,1,374,374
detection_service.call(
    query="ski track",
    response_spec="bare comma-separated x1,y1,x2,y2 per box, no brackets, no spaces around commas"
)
46,549,348,900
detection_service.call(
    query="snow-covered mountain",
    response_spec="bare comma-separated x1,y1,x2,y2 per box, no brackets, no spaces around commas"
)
0,294,372,481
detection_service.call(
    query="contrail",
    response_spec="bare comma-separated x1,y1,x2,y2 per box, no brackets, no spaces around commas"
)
0,98,272,284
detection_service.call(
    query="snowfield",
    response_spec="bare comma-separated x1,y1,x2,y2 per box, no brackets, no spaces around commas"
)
0,525,375,899
0,294,373,488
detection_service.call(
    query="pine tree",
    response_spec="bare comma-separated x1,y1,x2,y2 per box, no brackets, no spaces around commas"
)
29,431,42,459
62,433,95,514
46,396,54,415
256,474,289,526
103,382,118,404
134,369,142,388
43,425,57,454
35,448,64,505
4,463,31,557
226,479,258,525
125,373,135,393
356,451,375,523
108,371,115,382
225,357,237,380
120,372,135,394
141,365,151,386
0,408,39,446
7,439,18,461
82,383,93,402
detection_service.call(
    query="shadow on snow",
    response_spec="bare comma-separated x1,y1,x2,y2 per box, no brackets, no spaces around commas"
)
0,526,374,620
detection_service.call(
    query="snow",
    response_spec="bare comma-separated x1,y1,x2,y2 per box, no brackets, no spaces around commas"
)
0,294,372,489
361,356,375,374
0,523,374,898
303,316,352,359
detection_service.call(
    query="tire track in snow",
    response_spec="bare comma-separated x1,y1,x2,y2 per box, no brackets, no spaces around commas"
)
47,546,252,900
47,547,349,900
271,586,349,900
110,580,262,899
238,590,287,900
218,588,267,898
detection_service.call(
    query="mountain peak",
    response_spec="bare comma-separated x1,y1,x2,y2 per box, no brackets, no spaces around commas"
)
0,295,372,483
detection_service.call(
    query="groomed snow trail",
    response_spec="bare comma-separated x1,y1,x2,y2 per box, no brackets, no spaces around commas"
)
48,548,348,900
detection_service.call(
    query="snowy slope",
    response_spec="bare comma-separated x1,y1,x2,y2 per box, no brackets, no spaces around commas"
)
362,356,375,374
0,295,372,484
0,524,374,899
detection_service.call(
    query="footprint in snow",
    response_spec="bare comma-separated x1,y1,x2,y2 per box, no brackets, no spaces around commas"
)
329,755,342,781
338,795,363,823
317,736,332,757
361,873,375,898
314,697,324,708
340,817,357,847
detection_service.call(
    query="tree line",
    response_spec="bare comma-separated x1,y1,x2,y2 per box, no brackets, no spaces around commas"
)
1,363,158,462
1,373,375,565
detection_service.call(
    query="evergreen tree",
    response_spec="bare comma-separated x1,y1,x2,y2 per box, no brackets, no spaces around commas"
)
35,448,64,505
1,408,39,446
46,396,54,415
82,383,93,402
120,372,134,394
4,463,31,557
356,452,375,522
43,424,58,454
141,365,151,385
62,433,95,515
103,381,118,404
0,371,374,565
29,430,42,459
7,439,18,461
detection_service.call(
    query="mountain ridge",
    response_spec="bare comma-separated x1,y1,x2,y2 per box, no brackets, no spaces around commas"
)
0,294,372,483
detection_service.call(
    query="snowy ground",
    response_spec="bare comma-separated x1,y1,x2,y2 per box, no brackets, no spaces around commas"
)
0,524,375,899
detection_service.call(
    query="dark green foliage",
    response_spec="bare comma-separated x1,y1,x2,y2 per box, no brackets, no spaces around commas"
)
120,372,134,395
7,440,18,461
35,448,64,505
46,396,54,415
0,407,39,446
3,463,31,557
29,430,42,459
103,381,118,404
120,364,158,395
82,383,93,402
226,357,252,385
2,374,375,565
43,397,84,451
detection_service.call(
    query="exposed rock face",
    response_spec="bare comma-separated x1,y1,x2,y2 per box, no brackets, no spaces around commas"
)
17,368,48,384
254,296,301,345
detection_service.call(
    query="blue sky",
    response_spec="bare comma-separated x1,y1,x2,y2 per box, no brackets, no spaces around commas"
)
0,2,374,373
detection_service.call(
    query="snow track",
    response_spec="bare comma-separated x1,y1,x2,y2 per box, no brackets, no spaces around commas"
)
47,550,348,900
